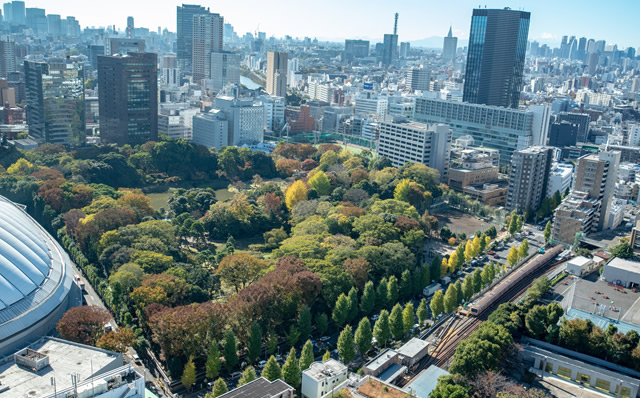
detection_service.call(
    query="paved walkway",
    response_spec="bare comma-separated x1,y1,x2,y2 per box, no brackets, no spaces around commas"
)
535,375,613,398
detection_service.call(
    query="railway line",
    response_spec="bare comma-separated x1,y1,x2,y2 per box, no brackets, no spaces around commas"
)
397,246,567,386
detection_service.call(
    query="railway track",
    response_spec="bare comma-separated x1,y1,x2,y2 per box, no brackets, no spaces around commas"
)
405,257,565,377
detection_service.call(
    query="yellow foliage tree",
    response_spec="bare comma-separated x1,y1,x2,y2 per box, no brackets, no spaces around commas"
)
116,192,155,218
448,237,457,246
484,235,492,250
507,245,519,267
285,180,308,211
441,257,449,277
393,179,411,202
7,158,34,175
464,240,474,263
471,235,482,258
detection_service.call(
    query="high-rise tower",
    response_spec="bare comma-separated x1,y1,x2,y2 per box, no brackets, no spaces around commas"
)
382,13,398,67
176,4,210,73
266,51,288,98
463,8,530,109
442,26,458,63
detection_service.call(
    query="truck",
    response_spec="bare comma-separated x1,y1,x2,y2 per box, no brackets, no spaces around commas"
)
74,274,85,292
423,283,442,297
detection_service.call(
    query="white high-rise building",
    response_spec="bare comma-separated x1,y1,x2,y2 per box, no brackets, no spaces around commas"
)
354,94,388,119
192,13,223,83
378,121,452,181
547,163,573,197
259,95,285,132
214,96,264,145
192,110,229,149
287,57,299,87
210,52,240,92
629,124,640,147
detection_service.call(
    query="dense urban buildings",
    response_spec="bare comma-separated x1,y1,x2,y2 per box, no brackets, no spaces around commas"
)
463,8,530,108
98,52,158,146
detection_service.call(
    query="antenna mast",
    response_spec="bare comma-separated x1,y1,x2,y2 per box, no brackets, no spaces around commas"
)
393,13,398,35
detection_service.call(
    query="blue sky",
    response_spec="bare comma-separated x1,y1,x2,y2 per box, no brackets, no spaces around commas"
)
27,0,639,48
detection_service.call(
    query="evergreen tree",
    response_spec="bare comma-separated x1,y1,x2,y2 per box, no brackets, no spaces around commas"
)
544,221,552,243
182,357,196,390
281,347,301,388
462,274,474,301
261,355,282,381
508,214,518,235
237,366,257,386
206,340,221,379
389,303,404,340
299,340,314,371
247,322,262,364
360,281,376,316
347,287,358,323
267,332,278,355
375,277,388,310
444,284,458,313
455,244,465,269
337,325,356,363
316,313,328,336
402,302,415,334
411,267,423,296
286,324,300,348
472,268,482,293
430,255,441,283
399,269,412,301
421,262,431,289
354,317,372,355
516,215,523,232
223,331,238,371
430,290,444,318
519,239,530,260
211,378,228,397
373,310,391,347
417,299,428,324
298,305,312,343
387,275,399,307
332,293,350,327
454,280,463,304
322,350,331,361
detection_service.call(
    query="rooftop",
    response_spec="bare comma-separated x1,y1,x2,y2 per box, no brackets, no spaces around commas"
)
607,257,640,274
218,377,294,398
0,337,122,398
403,365,450,398
304,359,348,381
568,256,592,267
397,337,429,359
364,349,398,373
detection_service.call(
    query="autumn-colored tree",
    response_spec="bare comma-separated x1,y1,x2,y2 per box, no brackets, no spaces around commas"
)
519,239,530,260
507,245,519,267
448,237,457,246
285,180,308,211
57,306,111,346
430,290,444,319
442,256,450,276
182,357,196,390
210,378,227,397
394,179,411,202
464,240,474,263
7,158,34,174
96,327,136,352
309,170,331,196
275,158,301,176
116,191,155,218
217,253,269,292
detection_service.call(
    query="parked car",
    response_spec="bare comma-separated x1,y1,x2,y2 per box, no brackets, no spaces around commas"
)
371,314,379,321
230,371,242,379
320,336,331,342
493,254,500,259
487,251,495,255
258,360,267,368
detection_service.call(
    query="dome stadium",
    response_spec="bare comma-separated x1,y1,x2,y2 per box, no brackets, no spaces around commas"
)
0,195,81,356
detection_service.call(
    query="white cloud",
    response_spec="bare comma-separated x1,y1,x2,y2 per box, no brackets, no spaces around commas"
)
540,32,554,39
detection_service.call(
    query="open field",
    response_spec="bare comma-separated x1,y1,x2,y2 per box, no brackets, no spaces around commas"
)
147,187,234,211
434,208,498,237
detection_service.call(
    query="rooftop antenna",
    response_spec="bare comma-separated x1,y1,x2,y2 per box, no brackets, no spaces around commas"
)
393,13,398,35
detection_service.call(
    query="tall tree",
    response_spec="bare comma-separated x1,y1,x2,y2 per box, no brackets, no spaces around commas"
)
322,350,331,361
417,299,428,325
543,221,552,243
375,277,388,310
444,284,458,313
237,366,257,386
316,313,329,336
298,305,312,343
472,268,483,293
389,304,405,340
211,378,228,397
206,340,221,379
399,269,412,301
285,180,308,210
216,253,269,292
421,262,431,289
182,357,196,390
247,322,262,364
441,256,450,276
519,239,529,260
223,331,238,371
454,280,463,304
430,255,441,283
332,293,350,328
309,170,331,196
261,355,282,381
282,347,301,388
373,310,391,347
387,276,399,307
507,245,519,267
360,281,376,316
403,302,415,334
354,317,373,355
347,287,359,322
337,325,356,363
464,240,474,263
462,275,474,301
299,340,314,371
56,306,110,346
515,216,523,232
508,215,518,236
431,290,445,319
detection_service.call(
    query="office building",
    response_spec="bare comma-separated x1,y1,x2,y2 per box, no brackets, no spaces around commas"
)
25,7,46,34
552,191,600,245
126,16,134,38
214,95,264,145
506,146,554,213
400,41,410,58
98,52,158,146
192,109,228,149
266,51,288,97
259,94,285,132
448,150,507,206
382,33,398,67
2,2,10,23
378,121,451,181
301,359,348,398
285,105,315,134
176,4,210,73
158,103,198,140
632,78,640,94
406,67,430,91
463,8,530,108
192,12,224,83
210,52,240,92
556,112,590,143
355,93,387,119
547,163,573,197
573,151,620,231
0,40,15,78
548,120,578,148
629,125,640,147
414,97,550,166
107,38,145,55
24,59,85,146
8,0,23,25
442,26,457,63
344,39,369,58
47,14,61,35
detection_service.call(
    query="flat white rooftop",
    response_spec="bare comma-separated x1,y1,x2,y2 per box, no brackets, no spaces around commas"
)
0,337,122,397
304,359,347,381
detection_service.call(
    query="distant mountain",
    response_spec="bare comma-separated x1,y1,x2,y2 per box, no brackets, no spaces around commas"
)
409,36,468,50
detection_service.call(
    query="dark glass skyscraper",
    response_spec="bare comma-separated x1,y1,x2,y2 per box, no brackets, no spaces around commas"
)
176,4,210,73
98,52,157,146
463,8,530,109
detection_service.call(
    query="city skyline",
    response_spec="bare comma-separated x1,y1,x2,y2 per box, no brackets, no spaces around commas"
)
22,0,640,49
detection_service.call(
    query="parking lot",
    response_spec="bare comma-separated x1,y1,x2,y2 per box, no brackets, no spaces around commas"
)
435,209,499,238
